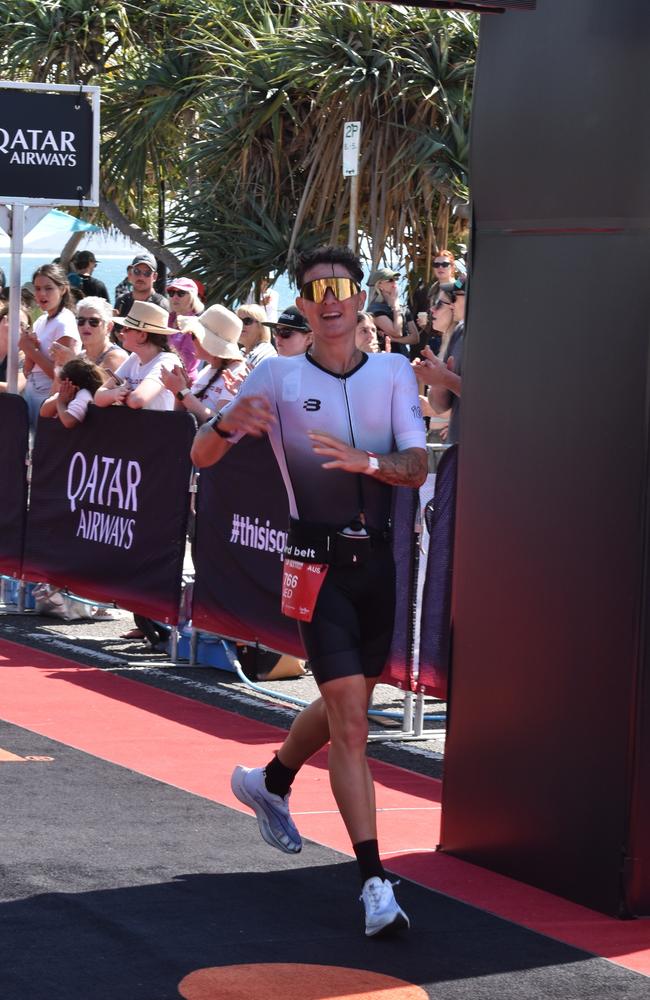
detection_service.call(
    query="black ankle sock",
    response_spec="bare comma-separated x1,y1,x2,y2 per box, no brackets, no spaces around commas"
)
353,839,386,885
264,754,298,798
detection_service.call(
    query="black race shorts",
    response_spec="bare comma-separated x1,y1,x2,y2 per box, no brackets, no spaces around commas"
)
298,540,395,687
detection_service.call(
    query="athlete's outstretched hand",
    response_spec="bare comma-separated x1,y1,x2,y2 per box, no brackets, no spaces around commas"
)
308,431,369,473
220,395,275,437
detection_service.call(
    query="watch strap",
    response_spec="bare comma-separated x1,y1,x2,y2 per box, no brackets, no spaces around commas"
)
210,411,234,439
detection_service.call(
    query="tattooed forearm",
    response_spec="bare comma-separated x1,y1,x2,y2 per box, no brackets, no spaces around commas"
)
375,448,428,487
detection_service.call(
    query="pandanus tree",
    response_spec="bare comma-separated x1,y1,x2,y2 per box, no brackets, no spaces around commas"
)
0,0,477,298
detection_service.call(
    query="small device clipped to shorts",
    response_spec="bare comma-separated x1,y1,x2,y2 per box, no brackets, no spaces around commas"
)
334,517,371,568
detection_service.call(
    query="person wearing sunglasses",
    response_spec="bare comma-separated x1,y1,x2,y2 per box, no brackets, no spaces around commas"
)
366,266,419,357
263,305,312,357
236,303,277,369
115,252,170,319
51,297,127,376
166,276,204,384
192,245,427,938
161,305,248,424
413,275,466,446
430,250,456,298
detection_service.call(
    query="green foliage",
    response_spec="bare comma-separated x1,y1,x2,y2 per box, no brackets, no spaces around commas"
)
0,0,477,295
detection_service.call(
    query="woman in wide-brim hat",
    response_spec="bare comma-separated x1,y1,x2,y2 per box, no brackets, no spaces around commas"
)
94,300,179,411
161,304,248,424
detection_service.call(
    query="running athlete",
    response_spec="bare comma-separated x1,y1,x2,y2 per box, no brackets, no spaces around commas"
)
191,246,428,936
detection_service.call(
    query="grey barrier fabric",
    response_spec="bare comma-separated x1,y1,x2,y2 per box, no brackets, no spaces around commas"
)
0,394,29,577
383,485,420,688
22,407,195,623
418,445,458,699
192,435,304,657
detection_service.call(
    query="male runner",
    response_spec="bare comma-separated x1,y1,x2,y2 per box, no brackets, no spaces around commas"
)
191,246,428,936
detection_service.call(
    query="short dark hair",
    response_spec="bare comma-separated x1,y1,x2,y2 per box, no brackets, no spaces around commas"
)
74,251,96,269
295,245,364,289
60,357,105,395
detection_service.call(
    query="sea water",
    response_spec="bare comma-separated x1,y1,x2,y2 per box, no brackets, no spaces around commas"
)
0,252,296,309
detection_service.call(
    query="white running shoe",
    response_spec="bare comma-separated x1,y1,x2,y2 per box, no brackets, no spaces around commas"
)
231,765,302,854
361,877,410,937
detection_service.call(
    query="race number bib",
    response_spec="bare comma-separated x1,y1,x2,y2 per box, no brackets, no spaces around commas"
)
281,558,329,622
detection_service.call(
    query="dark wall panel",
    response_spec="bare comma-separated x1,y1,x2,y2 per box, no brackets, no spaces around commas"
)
440,0,650,915
471,1,650,228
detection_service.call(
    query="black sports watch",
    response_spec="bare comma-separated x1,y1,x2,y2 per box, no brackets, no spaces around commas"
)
209,411,234,439
176,387,191,402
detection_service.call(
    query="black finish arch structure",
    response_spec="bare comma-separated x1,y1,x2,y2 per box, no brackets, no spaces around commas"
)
436,0,650,917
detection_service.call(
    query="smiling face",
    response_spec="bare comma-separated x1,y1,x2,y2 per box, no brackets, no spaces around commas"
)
296,263,366,345
34,275,66,317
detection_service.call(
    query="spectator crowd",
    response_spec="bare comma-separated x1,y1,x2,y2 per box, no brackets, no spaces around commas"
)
0,245,466,643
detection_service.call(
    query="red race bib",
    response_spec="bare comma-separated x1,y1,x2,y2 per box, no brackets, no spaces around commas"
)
281,558,329,622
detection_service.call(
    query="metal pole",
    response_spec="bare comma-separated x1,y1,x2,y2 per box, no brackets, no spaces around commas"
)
7,205,24,395
348,175,359,252
402,690,415,735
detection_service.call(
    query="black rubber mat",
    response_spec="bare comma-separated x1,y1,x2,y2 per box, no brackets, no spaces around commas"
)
1,719,648,1000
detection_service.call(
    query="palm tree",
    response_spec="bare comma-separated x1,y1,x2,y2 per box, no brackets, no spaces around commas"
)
0,0,193,267
0,1,477,295
172,1,476,299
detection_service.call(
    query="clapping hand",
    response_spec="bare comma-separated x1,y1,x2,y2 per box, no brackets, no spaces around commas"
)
161,364,188,395
222,367,247,396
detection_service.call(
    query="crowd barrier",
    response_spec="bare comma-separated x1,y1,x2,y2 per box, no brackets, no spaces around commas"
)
0,402,456,699
22,407,195,623
0,395,29,577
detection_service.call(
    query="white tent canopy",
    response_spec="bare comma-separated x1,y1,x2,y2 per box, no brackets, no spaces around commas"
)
0,208,100,253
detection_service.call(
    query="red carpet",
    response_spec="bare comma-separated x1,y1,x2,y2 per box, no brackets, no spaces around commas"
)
0,636,648,976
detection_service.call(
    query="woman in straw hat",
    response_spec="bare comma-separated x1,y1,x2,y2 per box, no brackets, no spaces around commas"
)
94,301,178,411
161,305,248,424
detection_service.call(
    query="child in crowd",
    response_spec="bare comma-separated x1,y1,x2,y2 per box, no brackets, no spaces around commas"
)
40,357,106,428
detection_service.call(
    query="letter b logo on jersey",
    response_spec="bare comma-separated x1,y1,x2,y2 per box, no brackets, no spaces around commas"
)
303,398,322,412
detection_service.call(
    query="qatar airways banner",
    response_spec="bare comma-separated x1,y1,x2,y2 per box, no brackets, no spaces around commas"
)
22,407,195,622
0,394,29,577
418,445,458,698
0,85,99,205
192,434,415,685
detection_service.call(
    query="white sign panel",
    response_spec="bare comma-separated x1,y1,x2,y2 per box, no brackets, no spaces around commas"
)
342,121,362,177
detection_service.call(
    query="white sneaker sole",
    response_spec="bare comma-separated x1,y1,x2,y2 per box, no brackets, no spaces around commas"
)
230,766,302,855
366,910,410,937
